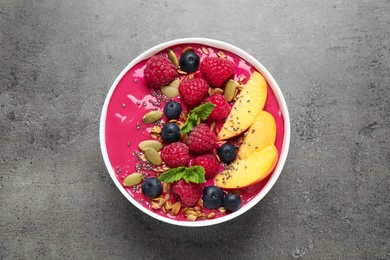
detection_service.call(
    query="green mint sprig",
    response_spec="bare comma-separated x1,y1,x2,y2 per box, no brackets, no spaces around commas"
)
180,102,215,133
158,166,206,184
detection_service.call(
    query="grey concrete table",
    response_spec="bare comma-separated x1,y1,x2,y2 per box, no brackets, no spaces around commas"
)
1,1,389,259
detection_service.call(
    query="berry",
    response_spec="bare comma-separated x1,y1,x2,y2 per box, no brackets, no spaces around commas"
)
187,123,216,154
172,180,202,207
163,100,182,120
218,143,236,163
200,57,235,88
192,153,220,179
179,78,209,106
223,193,242,212
144,55,177,89
204,94,231,121
141,177,163,198
161,123,180,143
160,142,190,168
179,51,200,73
202,186,223,209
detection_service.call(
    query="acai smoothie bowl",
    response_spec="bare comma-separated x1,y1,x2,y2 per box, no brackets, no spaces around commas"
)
100,38,290,227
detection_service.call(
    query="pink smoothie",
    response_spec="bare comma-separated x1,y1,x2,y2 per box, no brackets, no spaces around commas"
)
104,44,285,221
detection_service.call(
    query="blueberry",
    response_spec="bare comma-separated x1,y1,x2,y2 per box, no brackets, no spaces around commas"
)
163,100,182,120
179,51,200,73
161,123,180,143
218,143,236,163
141,177,163,198
223,194,242,212
202,186,224,209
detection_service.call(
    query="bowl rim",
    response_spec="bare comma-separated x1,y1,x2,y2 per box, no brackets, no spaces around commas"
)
99,37,290,227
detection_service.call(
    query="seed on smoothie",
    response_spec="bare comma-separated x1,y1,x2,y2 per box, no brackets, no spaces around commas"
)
123,173,143,187
142,110,163,124
138,140,163,152
144,148,162,166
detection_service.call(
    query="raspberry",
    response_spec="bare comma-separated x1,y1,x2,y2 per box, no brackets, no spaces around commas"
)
160,142,190,168
200,57,235,88
204,94,231,121
172,180,202,207
193,153,220,179
144,55,177,89
178,78,209,106
187,123,216,154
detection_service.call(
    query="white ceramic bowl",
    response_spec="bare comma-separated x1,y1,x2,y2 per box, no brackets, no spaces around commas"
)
100,38,290,227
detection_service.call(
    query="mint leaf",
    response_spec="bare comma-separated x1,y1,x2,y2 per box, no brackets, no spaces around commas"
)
180,113,198,134
180,102,215,133
192,102,215,120
158,166,205,184
158,167,186,183
182,166,206,183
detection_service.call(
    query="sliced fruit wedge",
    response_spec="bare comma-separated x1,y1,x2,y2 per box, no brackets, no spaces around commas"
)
217,71,267,140
214,145,278,189
237,110,276,160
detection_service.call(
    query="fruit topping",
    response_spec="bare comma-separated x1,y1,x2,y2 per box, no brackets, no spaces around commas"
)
217,71,267,140
142,177,163,198
215,145,278,189
202,186,223,209
204,94,231,122
172,179,202,207
163,100,182,120
223,193,242,212
192,153,220,179
217,143,236,163
143,55,177,89
178,78,209,106
160,142,190,168
186,123,216,154
200,57,234,88
179,50,200,73
237,110,276,160
161,123,181,143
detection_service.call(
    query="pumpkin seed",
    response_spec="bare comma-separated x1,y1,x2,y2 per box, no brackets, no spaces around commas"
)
161,85,180,98
217,51,227,59
123,173,143,187
142,110,163,124
168,78,181,88
144,148,162,165
138,140,163,152
167,49,179,68
224,79,237,102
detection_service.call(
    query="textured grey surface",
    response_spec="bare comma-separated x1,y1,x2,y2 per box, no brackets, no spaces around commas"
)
1,0,389,259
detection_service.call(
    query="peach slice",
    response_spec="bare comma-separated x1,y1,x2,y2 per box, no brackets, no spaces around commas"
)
237,110,276,160
214,145,278,189
217,71,267,140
